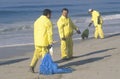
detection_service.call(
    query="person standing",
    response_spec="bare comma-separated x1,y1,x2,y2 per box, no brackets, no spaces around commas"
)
30,9,53,73
88,9,104,39
57,8,81,60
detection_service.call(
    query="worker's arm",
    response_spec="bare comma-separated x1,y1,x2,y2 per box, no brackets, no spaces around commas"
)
47,21,53,45
57,20,65,40
70,19,81,34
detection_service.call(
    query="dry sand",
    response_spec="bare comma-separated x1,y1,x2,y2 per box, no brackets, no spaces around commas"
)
0,33,120,79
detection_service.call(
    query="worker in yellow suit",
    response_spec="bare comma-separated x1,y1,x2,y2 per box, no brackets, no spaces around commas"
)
88,9,104,39
57,8,81,60
30,9,53,73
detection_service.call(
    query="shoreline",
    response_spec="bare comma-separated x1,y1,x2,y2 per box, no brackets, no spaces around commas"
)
0,32,119,48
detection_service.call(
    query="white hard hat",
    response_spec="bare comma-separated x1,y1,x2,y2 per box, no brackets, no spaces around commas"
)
88,9,93,12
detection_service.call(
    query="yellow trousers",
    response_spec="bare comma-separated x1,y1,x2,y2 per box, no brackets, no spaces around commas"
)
94,24,104,39
30,46,48,67
61,36,73,58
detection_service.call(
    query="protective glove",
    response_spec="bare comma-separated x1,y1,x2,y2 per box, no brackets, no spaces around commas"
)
76,30,81,34
47,44,52,49
88,22,92,27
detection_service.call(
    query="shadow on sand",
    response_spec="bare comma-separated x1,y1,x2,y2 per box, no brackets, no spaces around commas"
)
55,48,116,63
0,57,29,66
60,55,111,68
105,33,120,39
74,48,116,58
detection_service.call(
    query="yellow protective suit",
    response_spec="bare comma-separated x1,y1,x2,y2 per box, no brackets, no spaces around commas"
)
91,10,104,39
57,15,78,58
30,15,53,67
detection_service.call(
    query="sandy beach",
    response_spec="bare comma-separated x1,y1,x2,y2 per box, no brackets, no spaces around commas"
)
0,33,120,79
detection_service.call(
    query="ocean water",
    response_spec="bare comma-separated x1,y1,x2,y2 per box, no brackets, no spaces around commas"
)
0,0,120,47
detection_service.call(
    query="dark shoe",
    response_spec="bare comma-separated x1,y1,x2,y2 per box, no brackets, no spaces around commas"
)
29,66,34,73
62,57,69,60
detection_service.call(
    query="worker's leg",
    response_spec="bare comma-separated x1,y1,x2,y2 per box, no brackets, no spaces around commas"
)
41,47,48,58
30,46,48,67
67,37,73,58
98,25,104,39
30,46,42,68
61,40,68,59
94,27,99,39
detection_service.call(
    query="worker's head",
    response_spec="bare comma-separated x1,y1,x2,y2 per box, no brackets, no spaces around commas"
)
43,9,52,19
88,9,93,14
62,8,69,18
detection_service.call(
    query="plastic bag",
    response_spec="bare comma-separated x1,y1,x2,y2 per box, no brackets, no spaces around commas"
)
39,53,72,75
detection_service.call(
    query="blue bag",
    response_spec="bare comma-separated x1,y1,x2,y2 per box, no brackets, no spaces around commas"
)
39,53,72,75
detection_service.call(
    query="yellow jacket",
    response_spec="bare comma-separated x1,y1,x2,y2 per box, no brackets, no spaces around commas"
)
57,15,78,38
91,10,103,26
34,15,53,46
